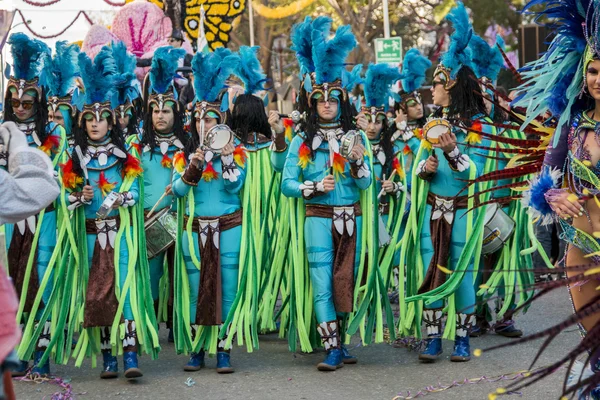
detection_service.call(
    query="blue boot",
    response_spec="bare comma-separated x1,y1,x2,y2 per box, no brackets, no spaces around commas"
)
100,351,118,379
418,336,443,362
31,351,50,376
450,336,471,362
316,321,344,371
123,351,143,379
341,346,357,365
494,320,523,338
216,351,234,374
317,348,344,371
184,351,205,371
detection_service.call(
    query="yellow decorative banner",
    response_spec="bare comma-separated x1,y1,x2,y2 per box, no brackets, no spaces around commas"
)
252,0,316,19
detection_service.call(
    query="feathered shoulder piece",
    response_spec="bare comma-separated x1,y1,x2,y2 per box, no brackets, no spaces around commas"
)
363,63,401,109
311,16,357,85
192,50,240,103
291,16,314,76
401,48,431,94
76,47,118,124
42,41,80,99
148,46,186,96
235,46,267,95
111,40,140,106
435,1,473,88
6,33,51,101
514,0,595,145
469,34,504,83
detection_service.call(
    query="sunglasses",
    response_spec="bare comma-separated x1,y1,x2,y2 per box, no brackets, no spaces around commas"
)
11,99,34,110
432,80,445,88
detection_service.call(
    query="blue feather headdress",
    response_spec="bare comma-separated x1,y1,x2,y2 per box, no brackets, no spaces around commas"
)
513,0,597,145
400,48,431,105
145,46,186,111
111,41,140,115
234,46,267,95
469,34,505,84
41,41,80,116
291,16,315,77
191,49,240,122
307,16,357,103
6,33,51,101
76,47,118,125
434,1,473,90
362,63,401,121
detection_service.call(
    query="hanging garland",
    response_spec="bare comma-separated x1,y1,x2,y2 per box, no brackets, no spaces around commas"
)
252,0,316,19
103,0,127,6
15,9,93,39
21,0,62,6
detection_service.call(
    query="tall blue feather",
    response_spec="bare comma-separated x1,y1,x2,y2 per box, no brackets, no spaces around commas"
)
439,1,473,79
41,41,80,98
342,64,363,92
7,33,50,81
401,48,431,93
469,34,505,82
149,46,186,95
77,47,118,108
291,16,314,75
235,46,267,95
110,41,140,105
364,63,402,109
192,50,240,103
311,17,357,84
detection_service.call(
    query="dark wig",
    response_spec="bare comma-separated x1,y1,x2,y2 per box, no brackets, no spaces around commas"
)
378,117,397,177
433,66,487,122
141,100,188,159
302,95,357,158
4,87,50,144
185,108,232,158
70,116,128,178
230,93,271,145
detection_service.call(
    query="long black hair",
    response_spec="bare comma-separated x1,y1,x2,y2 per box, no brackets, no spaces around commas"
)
433,66,487,122
4,87,50,143
185,108,232,158
379,117,396,177
303,95,357,158
70,116,128,178
141,100,187,159
230,94,271,145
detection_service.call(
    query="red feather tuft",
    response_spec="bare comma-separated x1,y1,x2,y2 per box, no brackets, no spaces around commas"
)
123,154,143,179
202,161,219,181
60,158,83,190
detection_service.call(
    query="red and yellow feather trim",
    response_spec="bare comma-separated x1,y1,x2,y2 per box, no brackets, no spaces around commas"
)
202,161,219,182
123,153,143,179
414,128,424,140
161,153,173,169
297,142,312,169
283,118,294,141
402,144,411,155
97,171,117,196
467,121,483,144
233,145,247,167
173,151,186,174
60,158,83,190
392,157,405,180
39,134,60,156
332,152,346,178
130,142,142,156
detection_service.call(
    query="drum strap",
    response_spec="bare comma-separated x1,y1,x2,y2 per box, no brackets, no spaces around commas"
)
418,193,471,295
305,203,362,313
83,216,123,328
184,209,243,326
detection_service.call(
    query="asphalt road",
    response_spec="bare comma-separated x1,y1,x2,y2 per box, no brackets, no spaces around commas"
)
13,288,577,400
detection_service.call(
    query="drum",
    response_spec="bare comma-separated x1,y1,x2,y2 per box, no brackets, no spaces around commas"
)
481,203,515,255
204,124,233,154
423,118,451,144
339,130,362,159
145,208,178,259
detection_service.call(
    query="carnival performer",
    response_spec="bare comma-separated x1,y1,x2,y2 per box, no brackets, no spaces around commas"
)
3,33,66,377
477,1,600,398
45,41,80,149
171,49,244,374
281,16,372,371
400,2,496,363
136,45,187,329
60,47,158,380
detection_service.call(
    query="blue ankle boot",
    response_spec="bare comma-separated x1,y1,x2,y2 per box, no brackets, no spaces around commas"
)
123,351,143,379
418,336,443,362
450,336,471,362
11,360,29,377
31,351,50,376
341,346,357,364
184,351,205,371
100,351,118,379
317,348,344,371
216,351,234,374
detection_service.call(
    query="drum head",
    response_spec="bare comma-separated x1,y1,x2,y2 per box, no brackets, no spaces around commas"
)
484,202,499,224
424,119,451,143
340,130,361,158
206,124,233,151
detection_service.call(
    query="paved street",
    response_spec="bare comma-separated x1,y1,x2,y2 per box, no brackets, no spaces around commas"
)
14,288,576,400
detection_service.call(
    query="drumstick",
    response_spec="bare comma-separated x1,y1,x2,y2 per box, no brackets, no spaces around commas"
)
377,170,397,200
146,191,169,218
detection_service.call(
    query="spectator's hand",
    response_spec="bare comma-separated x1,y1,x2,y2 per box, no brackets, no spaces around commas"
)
0,122,28,153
